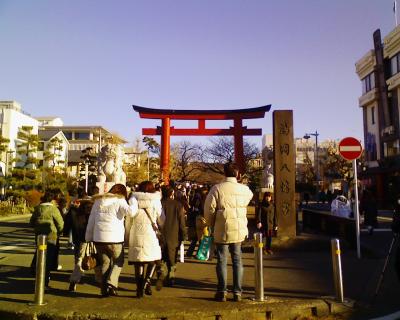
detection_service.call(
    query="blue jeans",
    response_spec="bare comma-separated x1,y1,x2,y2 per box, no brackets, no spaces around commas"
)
215,243,243,295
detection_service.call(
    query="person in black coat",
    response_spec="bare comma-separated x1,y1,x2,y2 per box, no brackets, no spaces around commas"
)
159,186,186,288
360,190,378,235
256,192,277,255
63,196,100,291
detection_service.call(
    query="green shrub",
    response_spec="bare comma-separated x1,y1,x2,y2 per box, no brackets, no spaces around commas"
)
0,199,29,216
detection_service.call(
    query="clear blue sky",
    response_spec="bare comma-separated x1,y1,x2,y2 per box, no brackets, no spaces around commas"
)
0,0,395,149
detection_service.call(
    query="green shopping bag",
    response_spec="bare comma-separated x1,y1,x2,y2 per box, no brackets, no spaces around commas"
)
196,235,213,261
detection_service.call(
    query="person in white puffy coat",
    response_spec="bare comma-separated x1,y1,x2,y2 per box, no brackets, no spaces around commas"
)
125,181,164,298
85,184,134,297
204,162,253,302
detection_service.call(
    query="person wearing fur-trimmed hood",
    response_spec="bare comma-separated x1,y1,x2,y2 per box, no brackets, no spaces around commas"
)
125,181,164,298
85,184,134,297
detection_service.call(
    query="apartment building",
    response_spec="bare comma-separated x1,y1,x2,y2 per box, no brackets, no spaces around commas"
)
39,125,127,178
0,101,39,173
355,26,400,204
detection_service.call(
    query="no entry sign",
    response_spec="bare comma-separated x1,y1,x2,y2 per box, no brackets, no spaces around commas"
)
338,137,363,161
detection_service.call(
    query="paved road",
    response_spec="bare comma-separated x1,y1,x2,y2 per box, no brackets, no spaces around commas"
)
0,213,399,319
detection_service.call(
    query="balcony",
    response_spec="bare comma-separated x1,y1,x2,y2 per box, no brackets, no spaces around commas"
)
387,71,400,90
380,126,398,143
358,88,379,107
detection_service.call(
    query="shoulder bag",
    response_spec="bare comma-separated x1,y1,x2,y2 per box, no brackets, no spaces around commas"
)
143,208,165,248
82,242,97,271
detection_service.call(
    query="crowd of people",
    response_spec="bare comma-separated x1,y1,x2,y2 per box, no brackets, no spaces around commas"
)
29,162,258,301
27,162,400,301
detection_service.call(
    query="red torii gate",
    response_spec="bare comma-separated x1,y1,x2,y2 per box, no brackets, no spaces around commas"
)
133,105,270,183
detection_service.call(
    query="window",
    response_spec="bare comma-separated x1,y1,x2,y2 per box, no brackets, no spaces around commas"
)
371,106,375,125
38,142,44,151
362,73,375,94
391,53,400,76
384,140,400,157
74,132,90,140
63,131,73,140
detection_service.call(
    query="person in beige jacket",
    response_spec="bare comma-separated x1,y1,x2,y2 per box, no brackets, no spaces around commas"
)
204,162,253,302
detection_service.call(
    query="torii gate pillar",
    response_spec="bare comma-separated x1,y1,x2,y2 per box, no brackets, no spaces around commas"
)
160,117,171,180
233,118,245,173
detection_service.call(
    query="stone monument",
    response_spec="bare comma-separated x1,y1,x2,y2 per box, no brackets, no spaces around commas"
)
261,146,274,193
97,144,126,194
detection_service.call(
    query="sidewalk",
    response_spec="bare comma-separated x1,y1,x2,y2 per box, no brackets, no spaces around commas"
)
0,216,399,319
0,240,350,320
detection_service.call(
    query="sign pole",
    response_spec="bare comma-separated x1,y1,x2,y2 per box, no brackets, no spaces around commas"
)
339,137,363,259
353,159,361,259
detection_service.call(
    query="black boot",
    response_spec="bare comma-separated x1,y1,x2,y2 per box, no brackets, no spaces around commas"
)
135,264,147,298
69,282,77,292
101,284,109,297
100,278,110,297
144,280,152,295
108,285,118,296
136,276,144,298
143,263,156,295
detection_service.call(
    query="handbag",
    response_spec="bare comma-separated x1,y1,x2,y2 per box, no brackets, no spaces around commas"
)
143,208,165,248
82,242,97,271
196,235,213,261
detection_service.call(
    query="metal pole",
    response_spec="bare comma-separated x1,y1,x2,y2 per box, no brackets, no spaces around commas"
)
5,151,8,177
85,162,89,194
331,238,344,303
31,235,47,306
254,232,265,301
315,131,319,181
147,149,150,181
353,160,361,259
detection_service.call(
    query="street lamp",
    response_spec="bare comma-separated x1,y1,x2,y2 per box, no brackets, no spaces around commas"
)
303,131,320,182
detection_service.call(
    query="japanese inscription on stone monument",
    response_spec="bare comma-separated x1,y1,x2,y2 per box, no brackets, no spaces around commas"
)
273,110,296,237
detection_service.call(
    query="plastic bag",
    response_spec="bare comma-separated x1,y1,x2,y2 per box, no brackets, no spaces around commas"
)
196,236,213,261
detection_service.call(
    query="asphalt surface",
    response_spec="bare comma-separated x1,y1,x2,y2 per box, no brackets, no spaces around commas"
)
0,212,399,320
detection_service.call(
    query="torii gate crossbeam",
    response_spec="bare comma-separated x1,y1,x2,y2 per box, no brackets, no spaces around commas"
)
133,105,271,183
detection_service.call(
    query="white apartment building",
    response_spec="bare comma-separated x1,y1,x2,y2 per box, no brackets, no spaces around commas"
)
0,101,39,173
36,116,64,127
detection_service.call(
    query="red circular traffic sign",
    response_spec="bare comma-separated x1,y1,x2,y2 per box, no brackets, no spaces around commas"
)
338,137,363,161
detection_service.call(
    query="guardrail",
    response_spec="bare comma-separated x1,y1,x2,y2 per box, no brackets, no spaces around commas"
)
302,208,356,247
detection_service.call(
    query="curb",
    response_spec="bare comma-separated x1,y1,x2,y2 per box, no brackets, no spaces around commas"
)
0,213,31,222
0,297,356,320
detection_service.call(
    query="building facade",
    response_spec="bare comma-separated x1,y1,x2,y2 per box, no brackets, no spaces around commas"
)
0,101,39,173
355,27,400,205
37,130,69,171
295,137,338,188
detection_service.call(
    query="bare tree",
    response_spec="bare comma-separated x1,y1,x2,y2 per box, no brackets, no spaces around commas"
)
171,140,201,181
200,137,260,175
